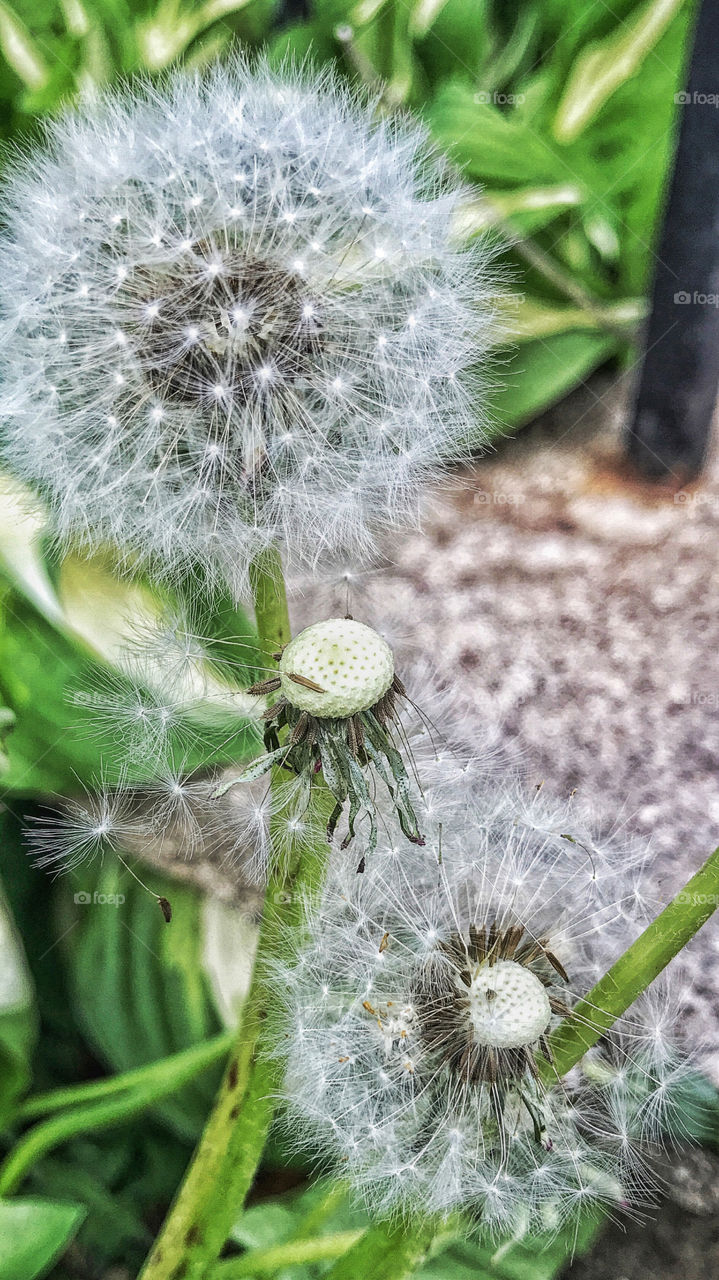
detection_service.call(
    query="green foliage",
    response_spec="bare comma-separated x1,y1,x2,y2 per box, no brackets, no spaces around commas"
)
60,861,225,1140
267,0,693,434
0,1198,86,1280
0,876,36,1128
0,557,259,795
221,1181,604,1279
420,1214,605,1280
0,813,235,1271
487,332,617,429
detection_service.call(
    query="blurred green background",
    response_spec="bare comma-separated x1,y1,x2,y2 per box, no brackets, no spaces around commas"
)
0,2,710,1277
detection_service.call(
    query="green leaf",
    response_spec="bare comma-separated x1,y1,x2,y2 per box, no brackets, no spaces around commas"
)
0,1197,85,1280
486,331,619,431
0,702,15,775
233,1201,298,1250
415,0,491,83
426,82,552,184
409,0,450,39
456,184,584,240
506,296,643,343
61,863,225,1141
211,752,276,792
0,870,36,1125
663,1070,719,1150
0,0,50,90
553,0,685,142
0,571,258,794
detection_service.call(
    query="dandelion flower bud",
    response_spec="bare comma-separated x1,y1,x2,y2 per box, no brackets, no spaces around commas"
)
271,774,690,1233
279,618,394,719
466,958,551,1050
222,618,422,859
0,58,492,597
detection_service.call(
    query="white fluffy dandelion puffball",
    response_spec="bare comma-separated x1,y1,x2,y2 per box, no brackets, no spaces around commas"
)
0,58,492,597
279,618,394,718
272,768,689,1231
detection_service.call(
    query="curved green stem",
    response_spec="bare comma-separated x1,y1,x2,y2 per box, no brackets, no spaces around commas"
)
0,1032,233,1196
211,1230,364,1277
138,544,333,1280
541,844,719,1082
323,1220,437,1280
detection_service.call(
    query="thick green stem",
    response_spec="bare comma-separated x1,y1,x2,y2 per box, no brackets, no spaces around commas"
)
541,844,719,1081
248,542,292,662
0,1032,233,1196
138,545,332,1280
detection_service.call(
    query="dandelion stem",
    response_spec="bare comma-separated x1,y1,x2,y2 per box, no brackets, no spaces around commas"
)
541,844,719,1081
322,1219,437,1280
138,543,334,1280
210,1229,365,1277
248,543,292,663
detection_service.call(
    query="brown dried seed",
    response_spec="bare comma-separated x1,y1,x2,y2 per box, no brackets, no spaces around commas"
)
287,672,327,692
247,676,282,695
543,948,570,983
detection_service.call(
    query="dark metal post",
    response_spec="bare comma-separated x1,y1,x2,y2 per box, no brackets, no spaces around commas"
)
627,0,719,478
275,0,309,22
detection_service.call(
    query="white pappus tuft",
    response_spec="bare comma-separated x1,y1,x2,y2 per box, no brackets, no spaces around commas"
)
0,57,493,598
28,780,139,874
268,774,691,1236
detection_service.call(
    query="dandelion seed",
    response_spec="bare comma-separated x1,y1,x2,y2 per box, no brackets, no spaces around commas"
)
29,785,137,874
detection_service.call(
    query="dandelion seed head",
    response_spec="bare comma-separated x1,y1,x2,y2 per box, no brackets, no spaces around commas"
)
0,57,493,598
269,765,688,1236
